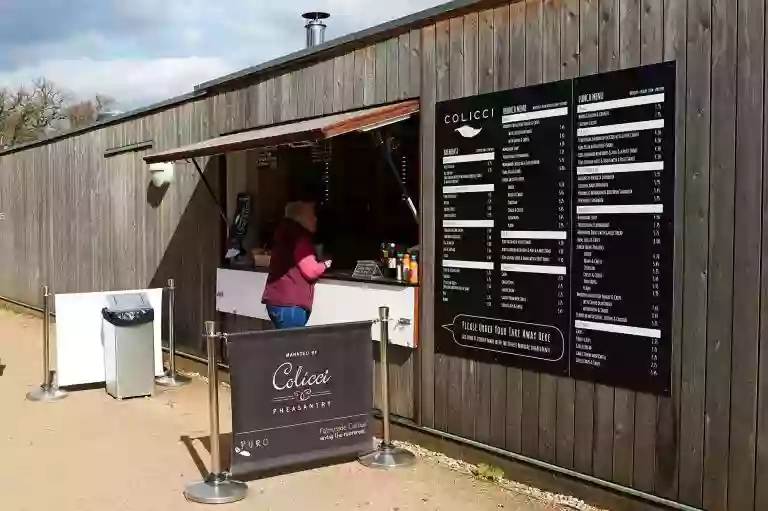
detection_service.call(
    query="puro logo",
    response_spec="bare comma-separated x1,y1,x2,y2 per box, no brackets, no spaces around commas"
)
234,437,269,457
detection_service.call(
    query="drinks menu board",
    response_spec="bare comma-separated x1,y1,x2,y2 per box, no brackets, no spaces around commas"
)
434,61,675,395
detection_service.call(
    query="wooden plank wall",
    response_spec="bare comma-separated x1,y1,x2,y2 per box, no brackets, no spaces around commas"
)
0,98,222,355
413,1,766,510
2,0,768,508
214,29,422,420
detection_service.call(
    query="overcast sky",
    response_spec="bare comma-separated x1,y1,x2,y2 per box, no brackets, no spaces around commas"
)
0,0,445,110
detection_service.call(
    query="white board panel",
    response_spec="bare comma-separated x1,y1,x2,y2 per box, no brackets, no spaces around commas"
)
55,288,164,387
216,269,270,320
310,279,415,347
216,269,416,348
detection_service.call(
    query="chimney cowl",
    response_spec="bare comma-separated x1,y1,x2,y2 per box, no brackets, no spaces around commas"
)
302,12,330,48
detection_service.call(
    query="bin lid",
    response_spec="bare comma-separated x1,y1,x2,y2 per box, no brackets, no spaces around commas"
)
105,293,151,313
102,293,155,326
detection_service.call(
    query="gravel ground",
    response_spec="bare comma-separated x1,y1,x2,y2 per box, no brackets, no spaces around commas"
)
0,307,607,511
388,440,607,511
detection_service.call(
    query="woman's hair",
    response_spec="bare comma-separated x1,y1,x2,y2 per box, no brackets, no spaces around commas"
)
284,201,314,221
284,201,302,220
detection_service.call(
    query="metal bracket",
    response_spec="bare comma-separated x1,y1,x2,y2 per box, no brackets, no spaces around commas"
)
371,131,418,224
188,157,228,227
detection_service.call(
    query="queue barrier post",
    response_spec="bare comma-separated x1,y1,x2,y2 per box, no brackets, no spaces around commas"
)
156,279,190,387
358,306,416,469
184,321,247,504
26,285,68,402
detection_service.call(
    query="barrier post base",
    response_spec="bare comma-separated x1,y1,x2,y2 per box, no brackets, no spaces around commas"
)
184,473,247,504
26,385,68,402
155,372,191,387
358,442,416,469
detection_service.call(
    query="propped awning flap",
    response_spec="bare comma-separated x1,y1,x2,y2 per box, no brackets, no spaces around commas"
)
143,100,419,164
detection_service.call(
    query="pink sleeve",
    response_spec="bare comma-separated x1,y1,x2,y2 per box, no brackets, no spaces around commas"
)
297,255,327,280
295,237,327,281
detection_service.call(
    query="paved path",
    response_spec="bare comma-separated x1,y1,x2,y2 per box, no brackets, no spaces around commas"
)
0,308,566,511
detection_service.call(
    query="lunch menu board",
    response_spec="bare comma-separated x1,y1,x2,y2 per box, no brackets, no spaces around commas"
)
434,62,675,395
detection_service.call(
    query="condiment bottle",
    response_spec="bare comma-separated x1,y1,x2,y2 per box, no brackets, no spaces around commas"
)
395,252,404,281
409,254,419,284
388,244,397,277
380,242,389,269
402,253,411,282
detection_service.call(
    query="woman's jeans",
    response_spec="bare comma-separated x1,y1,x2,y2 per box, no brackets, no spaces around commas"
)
266,305,309,329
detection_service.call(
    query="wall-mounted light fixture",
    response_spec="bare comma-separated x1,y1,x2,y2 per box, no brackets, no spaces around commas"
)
149,162,175,187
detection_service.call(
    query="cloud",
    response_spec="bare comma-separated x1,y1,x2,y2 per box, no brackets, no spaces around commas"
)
0,58,236,109
0,0,446,109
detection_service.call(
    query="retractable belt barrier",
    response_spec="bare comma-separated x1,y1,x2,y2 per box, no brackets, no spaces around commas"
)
186,305,415,505
26,285,68,402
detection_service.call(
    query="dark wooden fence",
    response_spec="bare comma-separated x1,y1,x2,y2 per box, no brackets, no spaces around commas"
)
0,0,765,509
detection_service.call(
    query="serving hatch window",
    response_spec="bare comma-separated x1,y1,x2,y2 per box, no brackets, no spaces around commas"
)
228,113,420,274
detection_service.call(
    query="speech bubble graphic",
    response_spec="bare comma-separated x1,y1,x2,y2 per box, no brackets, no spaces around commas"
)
442,314,565,362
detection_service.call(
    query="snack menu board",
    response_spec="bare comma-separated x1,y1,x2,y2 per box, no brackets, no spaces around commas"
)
434,61,675,395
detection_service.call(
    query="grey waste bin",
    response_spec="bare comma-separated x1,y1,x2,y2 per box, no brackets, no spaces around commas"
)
101,293,156,400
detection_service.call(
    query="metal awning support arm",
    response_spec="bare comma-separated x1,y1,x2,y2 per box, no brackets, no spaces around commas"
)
188,157,229,228
373,131,419,224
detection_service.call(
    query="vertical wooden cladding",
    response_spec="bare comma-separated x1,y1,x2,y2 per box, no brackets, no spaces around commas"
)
557,0,579,472
612,0,639,490
539,0,561,467
433,18,451,434
460,10,479,443
420,22,438,430
0,96,223,359
0,147,45,306
701,0,735,508
414,1,768,511
756,0,768,501
203,29,422,139
634,0,663,496
574,0,598,478
476,8,496,448
729,0,764,510
353,49,367,108
592,0,618,485
446,14,466,439
506,0,526,457
522,0,542,461
204,36,421,420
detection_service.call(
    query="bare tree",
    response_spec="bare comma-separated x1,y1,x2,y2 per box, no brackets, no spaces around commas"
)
0,77,116,148
65,94,116,130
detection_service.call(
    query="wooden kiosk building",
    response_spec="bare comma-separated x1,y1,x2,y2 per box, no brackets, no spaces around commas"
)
0,1,763,510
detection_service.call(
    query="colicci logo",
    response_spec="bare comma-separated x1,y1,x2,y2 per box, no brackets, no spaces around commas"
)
455,125,483,138
444,108,493,139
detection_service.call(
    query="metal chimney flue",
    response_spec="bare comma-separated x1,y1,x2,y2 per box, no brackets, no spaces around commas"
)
303,12,330,48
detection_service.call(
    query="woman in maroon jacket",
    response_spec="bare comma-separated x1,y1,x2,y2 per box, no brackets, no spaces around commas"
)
261,201,331,329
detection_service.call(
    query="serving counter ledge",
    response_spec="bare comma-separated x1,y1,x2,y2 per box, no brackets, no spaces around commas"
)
215,267,418,348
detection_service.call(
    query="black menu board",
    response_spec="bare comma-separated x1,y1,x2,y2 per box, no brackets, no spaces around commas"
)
434,61,675,395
